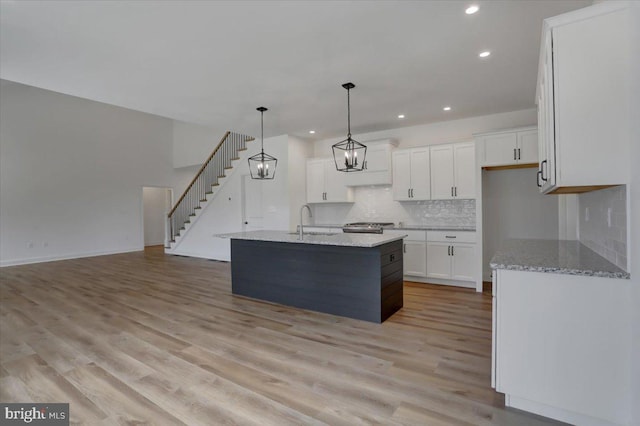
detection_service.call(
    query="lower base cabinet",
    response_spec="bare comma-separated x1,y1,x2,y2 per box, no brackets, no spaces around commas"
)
403,240,427,277
493,269,631,426
426,231,476,284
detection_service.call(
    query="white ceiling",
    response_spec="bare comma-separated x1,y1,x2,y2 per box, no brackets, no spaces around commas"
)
0,0,591,140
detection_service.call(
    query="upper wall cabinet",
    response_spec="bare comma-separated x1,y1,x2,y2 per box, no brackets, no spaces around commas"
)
477,127,538,168
345,139,397,187
430,142,476,200
536,3,631,194
392,147,431,201
306,158,354,203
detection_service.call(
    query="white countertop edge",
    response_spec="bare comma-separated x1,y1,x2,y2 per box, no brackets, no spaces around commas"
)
217,230,407,248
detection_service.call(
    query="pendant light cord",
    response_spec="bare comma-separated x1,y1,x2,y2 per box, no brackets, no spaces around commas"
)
261,109,264,154
347,87,351,139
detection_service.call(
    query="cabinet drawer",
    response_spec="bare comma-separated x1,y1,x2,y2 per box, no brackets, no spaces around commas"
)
427,231,476,243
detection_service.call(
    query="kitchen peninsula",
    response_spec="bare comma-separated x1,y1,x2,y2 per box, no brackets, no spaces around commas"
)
219,230,406,323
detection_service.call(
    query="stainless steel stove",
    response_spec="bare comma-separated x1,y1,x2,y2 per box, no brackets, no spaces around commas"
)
342,222,395,234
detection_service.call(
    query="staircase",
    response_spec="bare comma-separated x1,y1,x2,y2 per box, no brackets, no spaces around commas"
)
167,131,254,246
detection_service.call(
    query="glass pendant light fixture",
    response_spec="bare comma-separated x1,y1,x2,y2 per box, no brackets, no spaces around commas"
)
332,82,366,172
248,107,277,180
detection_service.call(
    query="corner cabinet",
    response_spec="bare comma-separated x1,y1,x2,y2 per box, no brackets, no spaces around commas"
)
477,127,538,168
536,3,631,194
430,142,475,200
392,148,430,201
306,158,354,203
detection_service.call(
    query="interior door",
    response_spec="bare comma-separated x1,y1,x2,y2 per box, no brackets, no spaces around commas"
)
242,174,263,230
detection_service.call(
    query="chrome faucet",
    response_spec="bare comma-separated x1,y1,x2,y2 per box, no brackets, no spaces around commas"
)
299,204,312,240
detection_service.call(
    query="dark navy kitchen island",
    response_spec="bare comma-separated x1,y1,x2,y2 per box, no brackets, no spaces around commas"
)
220,230,406,323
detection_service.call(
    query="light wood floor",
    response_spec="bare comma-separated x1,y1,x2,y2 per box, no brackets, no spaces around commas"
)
0,246,562,425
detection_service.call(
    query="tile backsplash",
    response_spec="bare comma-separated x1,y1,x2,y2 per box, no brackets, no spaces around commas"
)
311,186,476,227
578,185,627,270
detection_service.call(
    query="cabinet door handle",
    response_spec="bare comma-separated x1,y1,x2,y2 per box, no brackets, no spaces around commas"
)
536,170,543,188
390,254,395,262
411,188,414,198
448,246,451,256
518,148,521,160
408,188,411,198
445,235,456,239
451,186,454,197
451,246,454,256
541,160,548,182
403,244,406,253
514,148,517,160
454,186,457,197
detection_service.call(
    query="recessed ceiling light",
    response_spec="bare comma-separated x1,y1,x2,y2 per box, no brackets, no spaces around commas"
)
309,130,316,134
465,5,479,14
443,106,452,111
398,114,405,119
479,51,491,58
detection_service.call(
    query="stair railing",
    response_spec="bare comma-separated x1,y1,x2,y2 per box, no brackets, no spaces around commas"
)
167,131,254,243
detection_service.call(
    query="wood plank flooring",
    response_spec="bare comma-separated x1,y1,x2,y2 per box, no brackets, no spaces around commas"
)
0,246,562,425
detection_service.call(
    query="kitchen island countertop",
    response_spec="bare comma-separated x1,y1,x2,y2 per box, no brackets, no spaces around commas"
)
218,230,406,248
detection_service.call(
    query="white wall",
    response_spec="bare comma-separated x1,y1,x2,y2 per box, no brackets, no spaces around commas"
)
311,108,537,226
0,81,183,266
172,120,227,168
629,2,640,423
313,108,537,156
143,187,171,246
482,168,559,280
169,134,311,261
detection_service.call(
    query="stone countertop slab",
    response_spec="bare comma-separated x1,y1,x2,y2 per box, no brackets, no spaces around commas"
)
218,230,407,248
306,224,476,232
490,239,630,279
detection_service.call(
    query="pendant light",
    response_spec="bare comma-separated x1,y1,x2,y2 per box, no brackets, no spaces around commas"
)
332,82,367,172
248,107,277,180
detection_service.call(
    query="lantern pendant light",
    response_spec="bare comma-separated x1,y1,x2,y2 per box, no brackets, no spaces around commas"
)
248,107,277,180
332,82,367,172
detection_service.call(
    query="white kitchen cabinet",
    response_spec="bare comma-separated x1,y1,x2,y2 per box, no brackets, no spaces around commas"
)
494,268,631,425
385,230,427,278
392,148,430,201
478,127,538,168
426,231,476,284
403,241,427,277
536,3,630,194
430,142,475,199
306,158,354,203
345,139,397,186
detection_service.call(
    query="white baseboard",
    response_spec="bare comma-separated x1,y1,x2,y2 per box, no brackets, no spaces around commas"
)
0,247,143,267
403,276,475,289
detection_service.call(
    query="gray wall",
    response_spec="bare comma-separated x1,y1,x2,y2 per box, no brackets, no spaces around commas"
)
578,185,627,270
482,167,559,280
0,80,190,265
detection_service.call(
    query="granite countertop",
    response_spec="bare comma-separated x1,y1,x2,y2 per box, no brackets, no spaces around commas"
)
306,224,476,232
218,230,407,248
490,239,630,279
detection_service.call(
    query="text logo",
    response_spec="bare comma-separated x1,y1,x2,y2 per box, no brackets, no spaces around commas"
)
1,403,69,425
